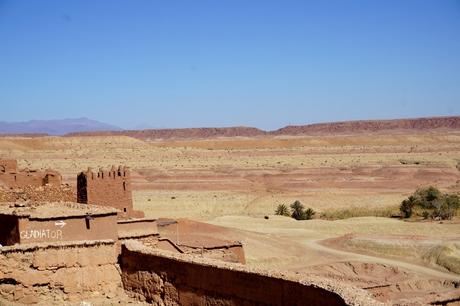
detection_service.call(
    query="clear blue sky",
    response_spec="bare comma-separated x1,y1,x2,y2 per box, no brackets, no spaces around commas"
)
1,0,459,130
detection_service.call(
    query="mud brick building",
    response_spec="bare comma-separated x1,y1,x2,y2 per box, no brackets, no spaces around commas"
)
0,202,118,246
77,166,144,219
0,159,61,188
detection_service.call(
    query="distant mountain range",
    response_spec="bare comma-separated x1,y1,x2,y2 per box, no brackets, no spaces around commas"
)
0,118,121,136
67,116,460,139
1,116,459,138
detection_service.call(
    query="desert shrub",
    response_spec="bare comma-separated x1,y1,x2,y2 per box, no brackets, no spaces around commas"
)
290,200,305,220
304,207,316,220
399,159,421,165
444,194,460,210
400,187,460,220
413,186,442,209
275,204,290,217
400,195,417,218
422,210,430,219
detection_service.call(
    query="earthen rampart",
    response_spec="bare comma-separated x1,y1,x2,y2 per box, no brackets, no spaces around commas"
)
120,241,378,306
0,240,123,304
77,166,144,219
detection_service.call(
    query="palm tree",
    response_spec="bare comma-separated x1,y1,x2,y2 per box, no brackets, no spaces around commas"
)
275,204,290,216
304,208,316,220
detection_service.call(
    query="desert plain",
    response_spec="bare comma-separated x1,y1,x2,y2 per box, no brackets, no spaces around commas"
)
1,129,460,304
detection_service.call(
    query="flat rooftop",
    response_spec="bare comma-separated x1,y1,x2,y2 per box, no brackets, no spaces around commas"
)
0,202,118,219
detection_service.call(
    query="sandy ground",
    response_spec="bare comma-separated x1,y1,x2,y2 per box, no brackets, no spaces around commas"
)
2,131,459,219
207,215,460,303
1,131,460,304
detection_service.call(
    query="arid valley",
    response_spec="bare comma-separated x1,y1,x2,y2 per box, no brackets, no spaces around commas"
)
2,1,460,304
1,118,459,305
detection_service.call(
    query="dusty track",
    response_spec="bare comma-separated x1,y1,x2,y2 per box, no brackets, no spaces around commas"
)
209,215,460,304
307,239,460,280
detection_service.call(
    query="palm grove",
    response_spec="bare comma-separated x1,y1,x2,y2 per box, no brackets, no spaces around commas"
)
275,201,316,220
274,186,459,221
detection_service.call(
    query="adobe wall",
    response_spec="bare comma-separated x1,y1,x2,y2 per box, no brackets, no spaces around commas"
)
117,218,158,239
0,240,123,304
0,159,61,188
156,238,185,253
201,244,246,264
0,171,44,188
120,241,377,306
0,159,17,172
133,236,185,254
158,219,247,264
177,243,246,264
17,214,118,245
77,166,144,219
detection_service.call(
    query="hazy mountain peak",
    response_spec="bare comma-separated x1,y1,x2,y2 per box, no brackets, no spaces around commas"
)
0,118,121,136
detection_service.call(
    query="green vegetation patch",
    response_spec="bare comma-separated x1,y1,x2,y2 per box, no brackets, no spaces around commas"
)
400,186,460,220
275,200,316,220
320,205,399,220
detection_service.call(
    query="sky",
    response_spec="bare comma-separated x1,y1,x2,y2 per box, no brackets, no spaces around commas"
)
0,0,459,130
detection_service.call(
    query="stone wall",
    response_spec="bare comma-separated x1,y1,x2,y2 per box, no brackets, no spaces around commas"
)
0,184,76,203
0,240,123,304
120,241,377,306
77,166,144,219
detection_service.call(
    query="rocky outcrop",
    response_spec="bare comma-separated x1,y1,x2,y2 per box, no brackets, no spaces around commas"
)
271,116,460,135
67,126,266,139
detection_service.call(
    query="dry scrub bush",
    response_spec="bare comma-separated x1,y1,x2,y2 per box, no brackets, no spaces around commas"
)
320,205,399,220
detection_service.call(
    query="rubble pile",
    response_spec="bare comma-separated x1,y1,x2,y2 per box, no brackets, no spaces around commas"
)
0,184,76,202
